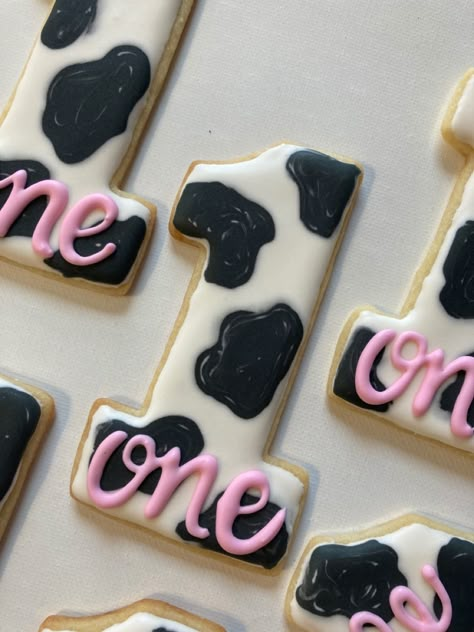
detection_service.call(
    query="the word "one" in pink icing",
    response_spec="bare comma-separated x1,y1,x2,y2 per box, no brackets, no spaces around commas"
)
355,329,474,439
87,430,287,555
0,170,118,266
349,564,452,632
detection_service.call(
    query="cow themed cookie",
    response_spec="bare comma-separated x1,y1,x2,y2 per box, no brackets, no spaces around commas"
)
39,599,226,632
0,374,54,541
331,69,474,452
71,143,363,571
0,0,194,293
287,515,474,632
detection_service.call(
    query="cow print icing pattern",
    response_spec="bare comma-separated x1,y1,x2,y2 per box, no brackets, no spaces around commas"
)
71,143,362,569
0,0,193,290
0,387,41,504
174,181,275,289
287,150,362,238
295,541,407,622
289,520,474,632
41,0,98,50
195,304,303,419
43,46,151,164
331,69,474,453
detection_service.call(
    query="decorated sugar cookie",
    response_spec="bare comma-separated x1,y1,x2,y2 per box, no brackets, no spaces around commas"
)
71,143,362,571
0,374,54,541
331,69,474,452
0,0,194,293
287,515,473,632
39,599,225,632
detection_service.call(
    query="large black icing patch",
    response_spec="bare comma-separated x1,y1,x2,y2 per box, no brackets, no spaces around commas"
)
41,0,98,49
295,540,407,621
0,159,51,238
440,221,474,318
0,387,41,502
286,149,361,238
43,45,151,163
176,491,288,569
92,417,204,494
45,215,146,285
435,537,474,632
333,326,391,412
173,181,275,288
195,304,303,419
439,351,474,428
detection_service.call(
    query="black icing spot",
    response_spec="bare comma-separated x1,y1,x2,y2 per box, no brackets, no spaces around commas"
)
42,45,151,163
173,181,275,288
295,540,407,621
195,304,303,419
0,387,41,502
286,149,361,238
176,491,288,569
0,160,51,238
435,537,474,632
439,351,474,428
440,221,474,318
41,0,98,49
92,417,204,494
153,629,175,632
333,326,391,412
45,215,146,285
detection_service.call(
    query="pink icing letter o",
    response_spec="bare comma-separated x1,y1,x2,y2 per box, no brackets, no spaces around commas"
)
59,193,118,266
215,470,286,555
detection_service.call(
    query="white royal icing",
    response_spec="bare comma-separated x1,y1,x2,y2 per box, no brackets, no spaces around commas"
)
72,143,361,562
290,522,462,632
43,611,198,632
333,71,474,452
0,0,185,279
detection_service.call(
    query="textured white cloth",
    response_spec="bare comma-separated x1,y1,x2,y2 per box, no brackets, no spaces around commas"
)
1,1,473,630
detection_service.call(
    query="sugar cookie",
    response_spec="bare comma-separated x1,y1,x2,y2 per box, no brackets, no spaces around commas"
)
331,69,474,452
0,0,194,293
0,374,54,541
39,599,225,632
287,514,473,632
71,143,362,571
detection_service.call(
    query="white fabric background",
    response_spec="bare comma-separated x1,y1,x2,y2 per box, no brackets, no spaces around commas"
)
0,1,473,630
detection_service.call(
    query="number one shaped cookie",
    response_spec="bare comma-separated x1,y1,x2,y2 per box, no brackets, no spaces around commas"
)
71,143,362,570
0,0,194,293
287,515,474,632
331,69,474,453
39,599,225,632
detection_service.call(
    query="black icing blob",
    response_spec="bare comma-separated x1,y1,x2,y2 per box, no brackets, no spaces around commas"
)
439,352,474,428
0,159,51,238
173,181,275,288
176,491,288,569
195,303,303,419
435,537,474,631
440,221,474,318
41,0,98,49
153,629,175,632
333,326,391,412
42,45,151,163
286,149,361,238
91,417,204,494
0,387,41,502
45,215,146,285
295,540,407,621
